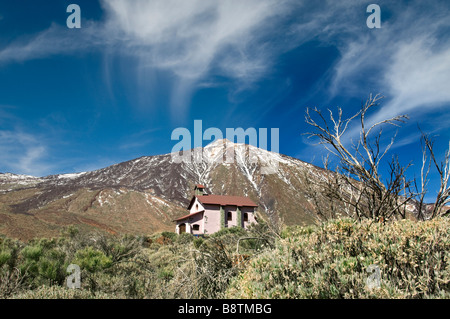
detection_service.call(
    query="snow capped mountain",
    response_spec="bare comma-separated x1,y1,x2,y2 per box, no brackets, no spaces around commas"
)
0,173,43,183
0,139,329,240
0,173,44,192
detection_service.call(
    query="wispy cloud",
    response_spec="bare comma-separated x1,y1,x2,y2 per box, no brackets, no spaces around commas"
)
0,129,51,176
0,0,449,175
329,2,450,126
100,0,294,117
380,38,450,120
0,21,102,63
0,0,295,120
118,127,161,150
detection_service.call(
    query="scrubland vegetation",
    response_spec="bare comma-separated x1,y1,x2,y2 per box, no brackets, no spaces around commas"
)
0,217,448,299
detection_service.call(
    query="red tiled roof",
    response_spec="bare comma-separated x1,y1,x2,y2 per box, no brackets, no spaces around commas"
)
173,210,204,222
197,195,258,207
195,184,205,188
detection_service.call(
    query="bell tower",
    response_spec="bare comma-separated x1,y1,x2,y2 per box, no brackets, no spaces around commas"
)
194,184,205,196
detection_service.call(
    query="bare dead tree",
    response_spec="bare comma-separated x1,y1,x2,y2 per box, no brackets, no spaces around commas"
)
413,133,432,220
305,93,414,222
302,156,356,222
0,267,27,298
420,133,450,219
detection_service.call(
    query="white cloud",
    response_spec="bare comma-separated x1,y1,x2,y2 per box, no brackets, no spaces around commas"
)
99,0,293,115
0,0,295,119
0,129,51,176
381,38,450,118
333,34,450,129
1,0,449,127
323,1,450,142
0,21,101,63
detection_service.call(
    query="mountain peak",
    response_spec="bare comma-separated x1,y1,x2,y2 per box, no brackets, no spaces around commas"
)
0,138,331,240
204,138,265,151
204,138,234,148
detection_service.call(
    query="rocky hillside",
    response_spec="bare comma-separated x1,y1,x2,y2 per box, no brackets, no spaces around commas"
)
0,139,333,240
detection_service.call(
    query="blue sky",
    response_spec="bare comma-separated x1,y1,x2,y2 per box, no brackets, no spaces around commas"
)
0,0,449,201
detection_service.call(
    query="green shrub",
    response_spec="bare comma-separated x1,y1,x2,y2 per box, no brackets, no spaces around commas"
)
37,252,66,284
0,250,11,267
177,233,194,244
161,232,177,242
60,225,80,239
4,217,448,299
94,234,142,263
193,237,204,249
21,245,43,261
211,226,247,238
158,267,174,281
73,247,112,273
192,237,240,299
227,218,450,299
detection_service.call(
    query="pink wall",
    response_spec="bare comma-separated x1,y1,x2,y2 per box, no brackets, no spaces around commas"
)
176,212,204,235
203,204,221,235
176,197,257,235
203,205,257,235
241,206,257,228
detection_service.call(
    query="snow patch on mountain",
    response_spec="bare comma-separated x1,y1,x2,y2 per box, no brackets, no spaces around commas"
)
57,172,87,179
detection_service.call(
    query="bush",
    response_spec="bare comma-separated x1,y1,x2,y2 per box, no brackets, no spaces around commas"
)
177,233,194,244
192,237,241,299
0,265,28,298
161,232,177,242
21,245,43,261
73,247,112,273
227,218,450,299
3,217,448,299
211,226,247,238
0,251,11,267
193,237,204,249
11,285,114,299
